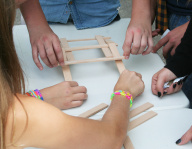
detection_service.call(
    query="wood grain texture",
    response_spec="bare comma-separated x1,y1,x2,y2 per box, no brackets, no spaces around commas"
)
65,44,109,52
78,103,108,118
104,39,118,46
66,36,111,42
60,38,73,81
130,102,154,118
108,43,125,74
128,111,157,131
95,35,113,57
65,56,125,65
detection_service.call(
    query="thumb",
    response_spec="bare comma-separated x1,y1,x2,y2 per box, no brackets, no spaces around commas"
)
176,126,192,145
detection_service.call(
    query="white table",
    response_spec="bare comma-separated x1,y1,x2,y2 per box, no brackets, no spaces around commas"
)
126,108,192,149
13,18,189,118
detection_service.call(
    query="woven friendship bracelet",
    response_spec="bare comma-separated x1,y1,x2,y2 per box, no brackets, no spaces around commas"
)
111,90,133,107
26,89,44,101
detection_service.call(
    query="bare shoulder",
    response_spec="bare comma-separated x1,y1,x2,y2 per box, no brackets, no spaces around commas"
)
5,94,70,149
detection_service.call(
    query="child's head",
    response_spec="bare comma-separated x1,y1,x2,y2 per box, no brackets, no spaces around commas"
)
0,0,25,148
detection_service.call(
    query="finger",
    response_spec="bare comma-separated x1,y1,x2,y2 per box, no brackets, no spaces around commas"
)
178,126,192,145
151,73,158,95
152,29,160,37
137,35,147,54
143,36,153,55
52,37,64,66
131,32,142,55
170,45,178,56
71,100,84,108
153,35,169,53
123,32,133,59
156,75,166,97
44,41,58,67
174,82,183,93
32,45,43,70
72,86,87,94
166,83,182,95
69,81,79,87
162,42,173,58
72,93,88,101
38,44,53,68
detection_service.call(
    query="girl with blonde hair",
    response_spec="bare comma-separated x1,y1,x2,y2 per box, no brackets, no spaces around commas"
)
0,0,145,148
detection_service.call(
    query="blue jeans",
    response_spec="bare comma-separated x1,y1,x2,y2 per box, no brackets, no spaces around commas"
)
167,13,192,108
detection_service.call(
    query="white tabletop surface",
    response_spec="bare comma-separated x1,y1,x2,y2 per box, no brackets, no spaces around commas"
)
126,108,192,149
13,18,189,117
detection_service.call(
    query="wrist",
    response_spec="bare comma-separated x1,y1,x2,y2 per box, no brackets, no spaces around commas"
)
111,90,133,107
26,89,44,101
39,88,50,102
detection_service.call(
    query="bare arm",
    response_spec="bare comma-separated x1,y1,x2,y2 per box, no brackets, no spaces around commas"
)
6,70,144,149
20,0,64,70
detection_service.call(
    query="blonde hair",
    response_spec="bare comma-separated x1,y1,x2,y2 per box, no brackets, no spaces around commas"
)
0,0,25,148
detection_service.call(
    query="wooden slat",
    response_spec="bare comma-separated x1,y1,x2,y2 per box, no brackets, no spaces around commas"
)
128,111,157,131
78,103,108,118
95,35,113,57
66,37,111,42
108,43,125,74
65,44,109,52
60,38,73,81
60,38,75,61
65,56,125,65
105,39,118,46
124,136,135,149
130,102,154,118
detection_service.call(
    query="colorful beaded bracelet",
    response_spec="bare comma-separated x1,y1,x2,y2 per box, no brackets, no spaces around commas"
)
111,90,133,107
26,89,44,101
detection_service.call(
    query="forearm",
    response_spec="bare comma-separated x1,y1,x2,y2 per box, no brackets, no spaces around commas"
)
102,95,130,131
101,95,130,146
131,0,152,24
150,0,157,23
20,0,50,32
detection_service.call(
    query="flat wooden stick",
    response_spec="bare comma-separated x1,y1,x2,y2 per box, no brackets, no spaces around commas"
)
60,38,73,81
105,39,118,46
66,37,111,42
65,56,125,65
130,102,154,118
108,43,125,74
78,103,108,118
65,44,109,52
128,111,157,131
60,38,74,60
95,35,113,57
124,136,135,149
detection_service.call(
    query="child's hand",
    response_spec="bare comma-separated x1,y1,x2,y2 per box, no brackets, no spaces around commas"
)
40,81,87,110
114,70,145,99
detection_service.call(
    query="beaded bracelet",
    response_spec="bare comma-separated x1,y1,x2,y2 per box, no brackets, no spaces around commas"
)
111,90,133,107
26,89,44,101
